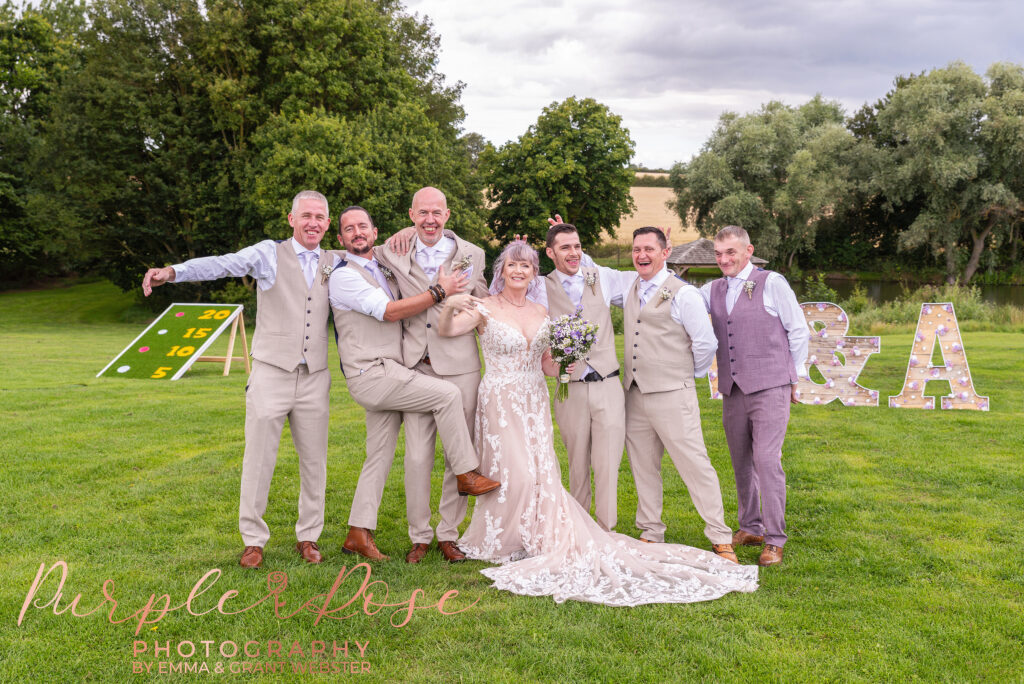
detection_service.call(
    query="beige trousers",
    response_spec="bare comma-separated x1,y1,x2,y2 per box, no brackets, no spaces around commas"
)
239,360,330,547
404,362,480,543
624,384,731,545
344,358,477,531
553,377,625,531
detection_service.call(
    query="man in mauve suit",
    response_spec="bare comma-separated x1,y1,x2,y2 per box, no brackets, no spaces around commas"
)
375,187,491,564
141,190,338,569
700,225,809,567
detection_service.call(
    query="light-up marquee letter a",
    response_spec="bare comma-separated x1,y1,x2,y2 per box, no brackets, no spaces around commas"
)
889,302,989,411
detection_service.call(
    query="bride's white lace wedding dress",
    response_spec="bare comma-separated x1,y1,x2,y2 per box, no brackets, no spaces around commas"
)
458,307,759,606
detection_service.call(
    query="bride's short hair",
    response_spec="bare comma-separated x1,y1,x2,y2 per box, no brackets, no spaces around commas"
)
489,240,541,298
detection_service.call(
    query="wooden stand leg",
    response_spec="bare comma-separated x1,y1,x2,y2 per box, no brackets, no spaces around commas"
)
222,316,239,376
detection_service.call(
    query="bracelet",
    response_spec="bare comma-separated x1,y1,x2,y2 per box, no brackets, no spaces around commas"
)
434,284,446,302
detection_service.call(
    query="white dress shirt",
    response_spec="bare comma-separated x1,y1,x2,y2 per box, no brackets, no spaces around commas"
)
636,267,718,378
532,261,637,310
328,253,393,322
699,262,809,379
172,238,335,291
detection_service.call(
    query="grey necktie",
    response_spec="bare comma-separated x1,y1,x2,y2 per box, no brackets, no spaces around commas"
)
561,276,582,307
365,260,394,299
301,250,318,288
639,280,656,306
418,248,437,280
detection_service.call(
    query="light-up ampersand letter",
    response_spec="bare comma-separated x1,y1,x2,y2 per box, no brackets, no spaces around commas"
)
795,302,880,406
889,303,989,410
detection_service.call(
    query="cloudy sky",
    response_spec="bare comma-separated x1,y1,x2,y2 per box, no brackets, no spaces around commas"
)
403,0,1024,169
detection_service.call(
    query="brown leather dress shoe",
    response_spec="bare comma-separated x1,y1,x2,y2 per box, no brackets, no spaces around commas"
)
438,540,466,562
759,544,784,566
733,529,765,547
456,470,500,496
296,540,323,564
711,543,739,563
240,546,263,569
405,543,430,564
341,526,389,561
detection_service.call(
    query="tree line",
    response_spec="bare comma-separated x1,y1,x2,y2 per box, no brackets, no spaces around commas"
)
670,63,1024,285
0,0,635,305
3,1,1021,299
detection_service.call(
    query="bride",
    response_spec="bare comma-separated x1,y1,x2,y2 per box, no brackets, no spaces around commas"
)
437,240,758,606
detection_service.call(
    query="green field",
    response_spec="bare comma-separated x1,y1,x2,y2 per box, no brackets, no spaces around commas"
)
1,281,1022,682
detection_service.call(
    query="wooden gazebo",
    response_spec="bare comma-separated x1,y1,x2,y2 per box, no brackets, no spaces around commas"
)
665,238,767,277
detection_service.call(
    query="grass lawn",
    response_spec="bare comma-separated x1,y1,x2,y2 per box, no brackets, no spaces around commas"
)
1,280,1022,682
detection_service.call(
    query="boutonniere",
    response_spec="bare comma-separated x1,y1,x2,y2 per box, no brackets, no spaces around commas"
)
454,255,473,272
656,287,673,307
319,263,334,285
743,280,756,299
584,271,597,295
378,264,395,281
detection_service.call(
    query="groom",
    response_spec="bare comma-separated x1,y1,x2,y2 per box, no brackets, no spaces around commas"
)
623,227,737,562
375,187,491,563
328,205,498,561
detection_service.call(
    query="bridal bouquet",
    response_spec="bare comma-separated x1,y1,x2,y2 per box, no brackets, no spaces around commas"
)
547,308,599,402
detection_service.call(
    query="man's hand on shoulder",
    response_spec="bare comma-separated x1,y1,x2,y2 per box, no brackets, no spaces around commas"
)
386,226,417,255
142,266,175,296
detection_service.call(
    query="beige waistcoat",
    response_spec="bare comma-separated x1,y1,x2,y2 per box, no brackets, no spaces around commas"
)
331,260,403,379
544,268,619,380
251,241,331,373
622,276,694,393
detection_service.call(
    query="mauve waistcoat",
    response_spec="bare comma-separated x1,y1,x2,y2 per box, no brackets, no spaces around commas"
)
709,268,796,395
251,241,330,373
544,268,619,379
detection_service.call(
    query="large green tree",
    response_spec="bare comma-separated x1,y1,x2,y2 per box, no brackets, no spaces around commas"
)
27,0,484,304
482,96,635,246
873,62,1024,283
670,96,862,270
0,0,85,284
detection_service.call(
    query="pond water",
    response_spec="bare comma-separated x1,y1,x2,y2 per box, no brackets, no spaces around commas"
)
679,274,1024,307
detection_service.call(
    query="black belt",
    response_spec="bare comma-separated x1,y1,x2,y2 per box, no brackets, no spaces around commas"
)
578,369,619,383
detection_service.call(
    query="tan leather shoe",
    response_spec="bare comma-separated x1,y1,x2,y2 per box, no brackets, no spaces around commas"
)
438,540,466,562
296,540,323,564
638,537,662,543
711,543,739,563
341,526,389,561
405,543,430,564
733,529,765,547
759,544,784,566
240,546,263,569
456,470,500,496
